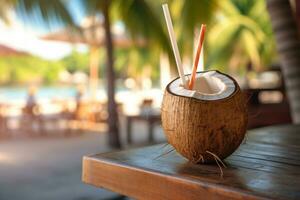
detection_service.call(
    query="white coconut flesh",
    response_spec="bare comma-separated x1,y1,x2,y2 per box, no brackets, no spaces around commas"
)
168,71,236,100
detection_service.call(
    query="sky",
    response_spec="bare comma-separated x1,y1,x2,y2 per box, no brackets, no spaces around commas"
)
0,1,88,60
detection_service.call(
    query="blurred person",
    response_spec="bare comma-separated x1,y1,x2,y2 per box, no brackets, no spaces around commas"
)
72,86,89,132
24,86,38,116
22,86,42,134
74,85,86,119
75,85,84,109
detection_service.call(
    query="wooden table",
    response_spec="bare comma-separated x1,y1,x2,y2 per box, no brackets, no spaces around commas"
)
82,125,300,200
125,111,161,144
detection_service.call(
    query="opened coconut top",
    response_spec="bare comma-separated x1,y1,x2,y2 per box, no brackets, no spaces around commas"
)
168,71,236,100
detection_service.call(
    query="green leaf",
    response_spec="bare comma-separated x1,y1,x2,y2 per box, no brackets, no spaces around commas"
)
242,29,260,70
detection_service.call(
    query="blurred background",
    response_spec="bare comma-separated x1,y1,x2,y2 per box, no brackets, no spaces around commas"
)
0,0,299,199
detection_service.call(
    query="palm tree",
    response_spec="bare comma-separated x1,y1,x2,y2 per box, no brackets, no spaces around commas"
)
206,0,276,74
79,0,171,148
102,0,120,148
266,0,300,123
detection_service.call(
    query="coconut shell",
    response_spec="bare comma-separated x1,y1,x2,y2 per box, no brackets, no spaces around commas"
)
161,71,248,163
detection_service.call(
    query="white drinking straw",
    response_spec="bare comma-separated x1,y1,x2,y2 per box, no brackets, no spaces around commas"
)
162,4,187,87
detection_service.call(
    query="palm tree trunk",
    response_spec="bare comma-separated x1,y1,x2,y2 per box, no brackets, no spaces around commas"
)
267,0,300,123
103,0,121,148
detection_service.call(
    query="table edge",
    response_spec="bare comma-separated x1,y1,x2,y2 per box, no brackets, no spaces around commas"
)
82,155,271,200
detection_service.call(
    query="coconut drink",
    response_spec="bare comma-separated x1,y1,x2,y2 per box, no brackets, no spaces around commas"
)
162,4,247,164
161,70,247,163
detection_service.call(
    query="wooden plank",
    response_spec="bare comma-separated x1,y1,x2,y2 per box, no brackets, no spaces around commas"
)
82,151,265,200
82,125,300,200
247,126,300,147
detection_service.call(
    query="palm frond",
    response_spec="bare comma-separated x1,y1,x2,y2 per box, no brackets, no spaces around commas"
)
219,0,240,16
242,29,260,70
15,0,76,29
115,0,171,52
180,0,217,34
207,28,241,71
177,0,218,57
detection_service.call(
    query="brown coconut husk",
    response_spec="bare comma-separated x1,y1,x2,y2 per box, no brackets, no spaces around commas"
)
161,70,248,164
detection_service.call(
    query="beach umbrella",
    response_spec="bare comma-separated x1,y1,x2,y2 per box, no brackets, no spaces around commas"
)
41,23,146,47
40,19,146,99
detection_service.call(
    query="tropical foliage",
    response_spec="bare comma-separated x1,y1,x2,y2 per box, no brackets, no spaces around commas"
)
0,46,161,85
0,0,277,83
168,0,218,57
206,0,276,74
61,50,90,74
0,55,63,84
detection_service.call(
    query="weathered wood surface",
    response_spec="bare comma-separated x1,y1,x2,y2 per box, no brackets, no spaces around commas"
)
82,125,300,200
